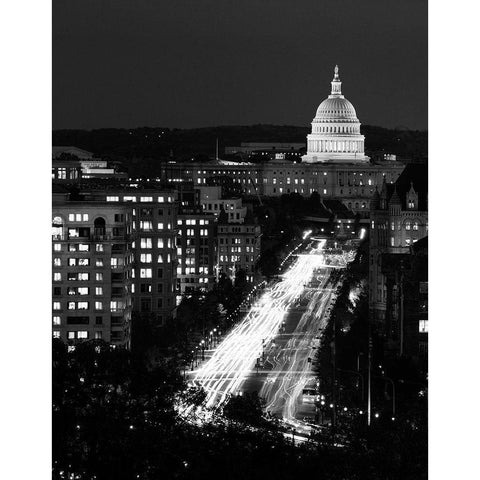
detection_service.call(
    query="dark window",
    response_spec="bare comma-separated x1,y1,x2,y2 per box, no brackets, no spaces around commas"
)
66,316,89,325
157,298,163,308
157,268,163,278
140,298,151,312
140,284,152,293
114,214,124,222
95,316,103,325
53,287,61,296
157,283,163,293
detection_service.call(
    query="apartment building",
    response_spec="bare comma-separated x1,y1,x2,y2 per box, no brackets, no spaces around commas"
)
176,208,216,295
52,192,133,347
217,208,261,283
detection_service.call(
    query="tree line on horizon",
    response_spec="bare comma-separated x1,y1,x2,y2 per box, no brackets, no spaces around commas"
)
53,124,428,167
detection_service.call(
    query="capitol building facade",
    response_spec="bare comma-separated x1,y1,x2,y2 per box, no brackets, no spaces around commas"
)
166,66,405,215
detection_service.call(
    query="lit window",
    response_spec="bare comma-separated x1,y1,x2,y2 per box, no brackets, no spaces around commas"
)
419,320,428,333
140,197,153,202
110,300,121,311
53,316,61,326
53,302,61,310
390,237,395,247
141,253,152,263
157,239,164,248
96,244,104,252
140,221,153,231
67,331,75,340
157,223,164,230
140,268,152,278
77,302,89,310
77,331,88,339
53,330,60,339
158,196,165,203
95,287,103,295
413,222,419,231
96,259,104,267
54,258,61,267
53,244,61,251
141,237,152,248
95,332,103,339
158,254,164,263
95,301,103,310
68,214,75,221
53,272,62,281
106,196,119,202
323,189,327,194
405,221,411,230
79,244,89,252
96,273,103,281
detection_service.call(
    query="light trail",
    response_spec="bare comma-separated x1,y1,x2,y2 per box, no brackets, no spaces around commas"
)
258,247,353,439
191,240,327,410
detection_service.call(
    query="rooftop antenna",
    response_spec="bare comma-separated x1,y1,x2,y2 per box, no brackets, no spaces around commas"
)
216,137,219,161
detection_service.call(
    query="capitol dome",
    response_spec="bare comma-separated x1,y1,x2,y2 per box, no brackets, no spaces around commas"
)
302,65,368,164
315,96,358,122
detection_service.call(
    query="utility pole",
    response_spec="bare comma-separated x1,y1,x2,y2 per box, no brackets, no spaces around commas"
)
367,329,372,427
331,313,337,444
215,138,219,161
399,261,405,356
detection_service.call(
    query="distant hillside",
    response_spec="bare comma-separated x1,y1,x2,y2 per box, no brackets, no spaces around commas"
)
53,124,427,176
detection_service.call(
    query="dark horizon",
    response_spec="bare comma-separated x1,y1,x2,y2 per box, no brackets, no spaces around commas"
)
52,122,428,134
53,0,428,132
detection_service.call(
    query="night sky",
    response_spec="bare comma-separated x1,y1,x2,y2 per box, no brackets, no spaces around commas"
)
53,0,427,131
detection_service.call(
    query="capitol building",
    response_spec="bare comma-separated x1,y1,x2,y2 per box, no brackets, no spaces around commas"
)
166,66,405,215
302,66,368,164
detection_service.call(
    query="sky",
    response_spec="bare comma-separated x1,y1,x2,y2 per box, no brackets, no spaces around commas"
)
53,0,427,131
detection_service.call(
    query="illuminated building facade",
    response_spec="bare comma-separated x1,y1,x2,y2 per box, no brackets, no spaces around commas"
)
100,189,179,324
52,194,133,347
165,67,404,216
216,208,261,283
368,164,428,326
176,208,216,295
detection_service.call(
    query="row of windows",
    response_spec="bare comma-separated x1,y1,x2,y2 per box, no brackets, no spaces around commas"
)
53,272,109,281
178,219,210,225
107,195,174,203
138,221,172,231
140,253,172,263
178,228,209,236
53,257,126,267
138,238,173,249
53,301,124,311
219,255,255,263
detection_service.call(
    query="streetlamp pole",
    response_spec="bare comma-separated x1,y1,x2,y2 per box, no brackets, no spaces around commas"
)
331,313,337,444
367,331,372,427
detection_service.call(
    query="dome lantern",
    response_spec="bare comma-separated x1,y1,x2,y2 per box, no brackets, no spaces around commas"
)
330,65,342,96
